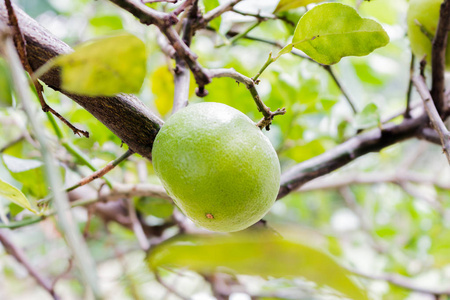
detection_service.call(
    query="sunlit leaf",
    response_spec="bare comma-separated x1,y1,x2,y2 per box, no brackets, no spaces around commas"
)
274,0,323,13
55,34,146,96
0,177,38,214
290,3,389,65
147,232,368,300
151,66,175,117
203,0,221,31
0,58,13,108
2,155,61,200
89,15,123,30
284,139,329,162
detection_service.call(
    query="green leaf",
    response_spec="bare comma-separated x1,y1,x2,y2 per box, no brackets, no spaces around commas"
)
203,0,221,31
354,103,380,130
89,15,123,31
148,232,368,300
55,34,146,96
274,0,323,13
284,139,327,162
0,58,13,107
0,177,38,214
2,155,48,199
290,3,389,65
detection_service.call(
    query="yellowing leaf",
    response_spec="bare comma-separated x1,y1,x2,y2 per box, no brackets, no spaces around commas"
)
203,0,221,31
151,66,174,116
151,65,196,117
0,178,38,214
56,34,146,96
148,232,368,300
274,0,323,13
291,3,389,65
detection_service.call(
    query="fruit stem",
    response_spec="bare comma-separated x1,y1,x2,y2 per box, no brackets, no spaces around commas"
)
206,68,286,130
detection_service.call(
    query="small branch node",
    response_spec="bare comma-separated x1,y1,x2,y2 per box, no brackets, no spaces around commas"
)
195,86,208,97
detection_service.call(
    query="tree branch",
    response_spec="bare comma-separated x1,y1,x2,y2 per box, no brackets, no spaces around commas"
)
0,3,163,159
4,0,89,137
109,0,211,89
352,268,450,296
413,74,450,164
225,32,358,114
278,113,430,199
431,0,450,115
299,170,450,192
172,0,197,113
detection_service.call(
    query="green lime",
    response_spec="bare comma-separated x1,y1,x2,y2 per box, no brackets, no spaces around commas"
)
152,102,280,232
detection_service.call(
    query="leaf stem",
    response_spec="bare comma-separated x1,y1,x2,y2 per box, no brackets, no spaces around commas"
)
252,52,275,83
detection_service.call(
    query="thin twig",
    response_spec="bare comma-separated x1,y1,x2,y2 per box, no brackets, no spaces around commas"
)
38,149,134,206
431,0,450,115
412,75,450,164
322,65,357,114
206,68,286,130
4,0,89,138
352,268,450,296
67,149,134,192
51,258,73,291
143,0,178,3
404,54,415,119
110,0,211,90
299,171,450,193
155,270,190,300
231,8,295,27
0,216,44,229
278,112,431,199
156,30,176,58
0,230,59,299
201,0,243,26
127,198,150,251
172,0,195,16
228,33,357,113
172,0,197,113
218,21,261,47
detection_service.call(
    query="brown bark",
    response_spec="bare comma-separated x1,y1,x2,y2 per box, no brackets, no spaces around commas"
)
0,3,163,160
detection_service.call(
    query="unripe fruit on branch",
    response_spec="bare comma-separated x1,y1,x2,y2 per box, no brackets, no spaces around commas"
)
152,102,281,232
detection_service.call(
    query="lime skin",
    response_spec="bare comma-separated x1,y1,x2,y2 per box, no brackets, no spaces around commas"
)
152,102,281,232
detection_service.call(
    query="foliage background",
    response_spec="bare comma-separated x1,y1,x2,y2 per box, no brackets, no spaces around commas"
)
0,0,449,299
